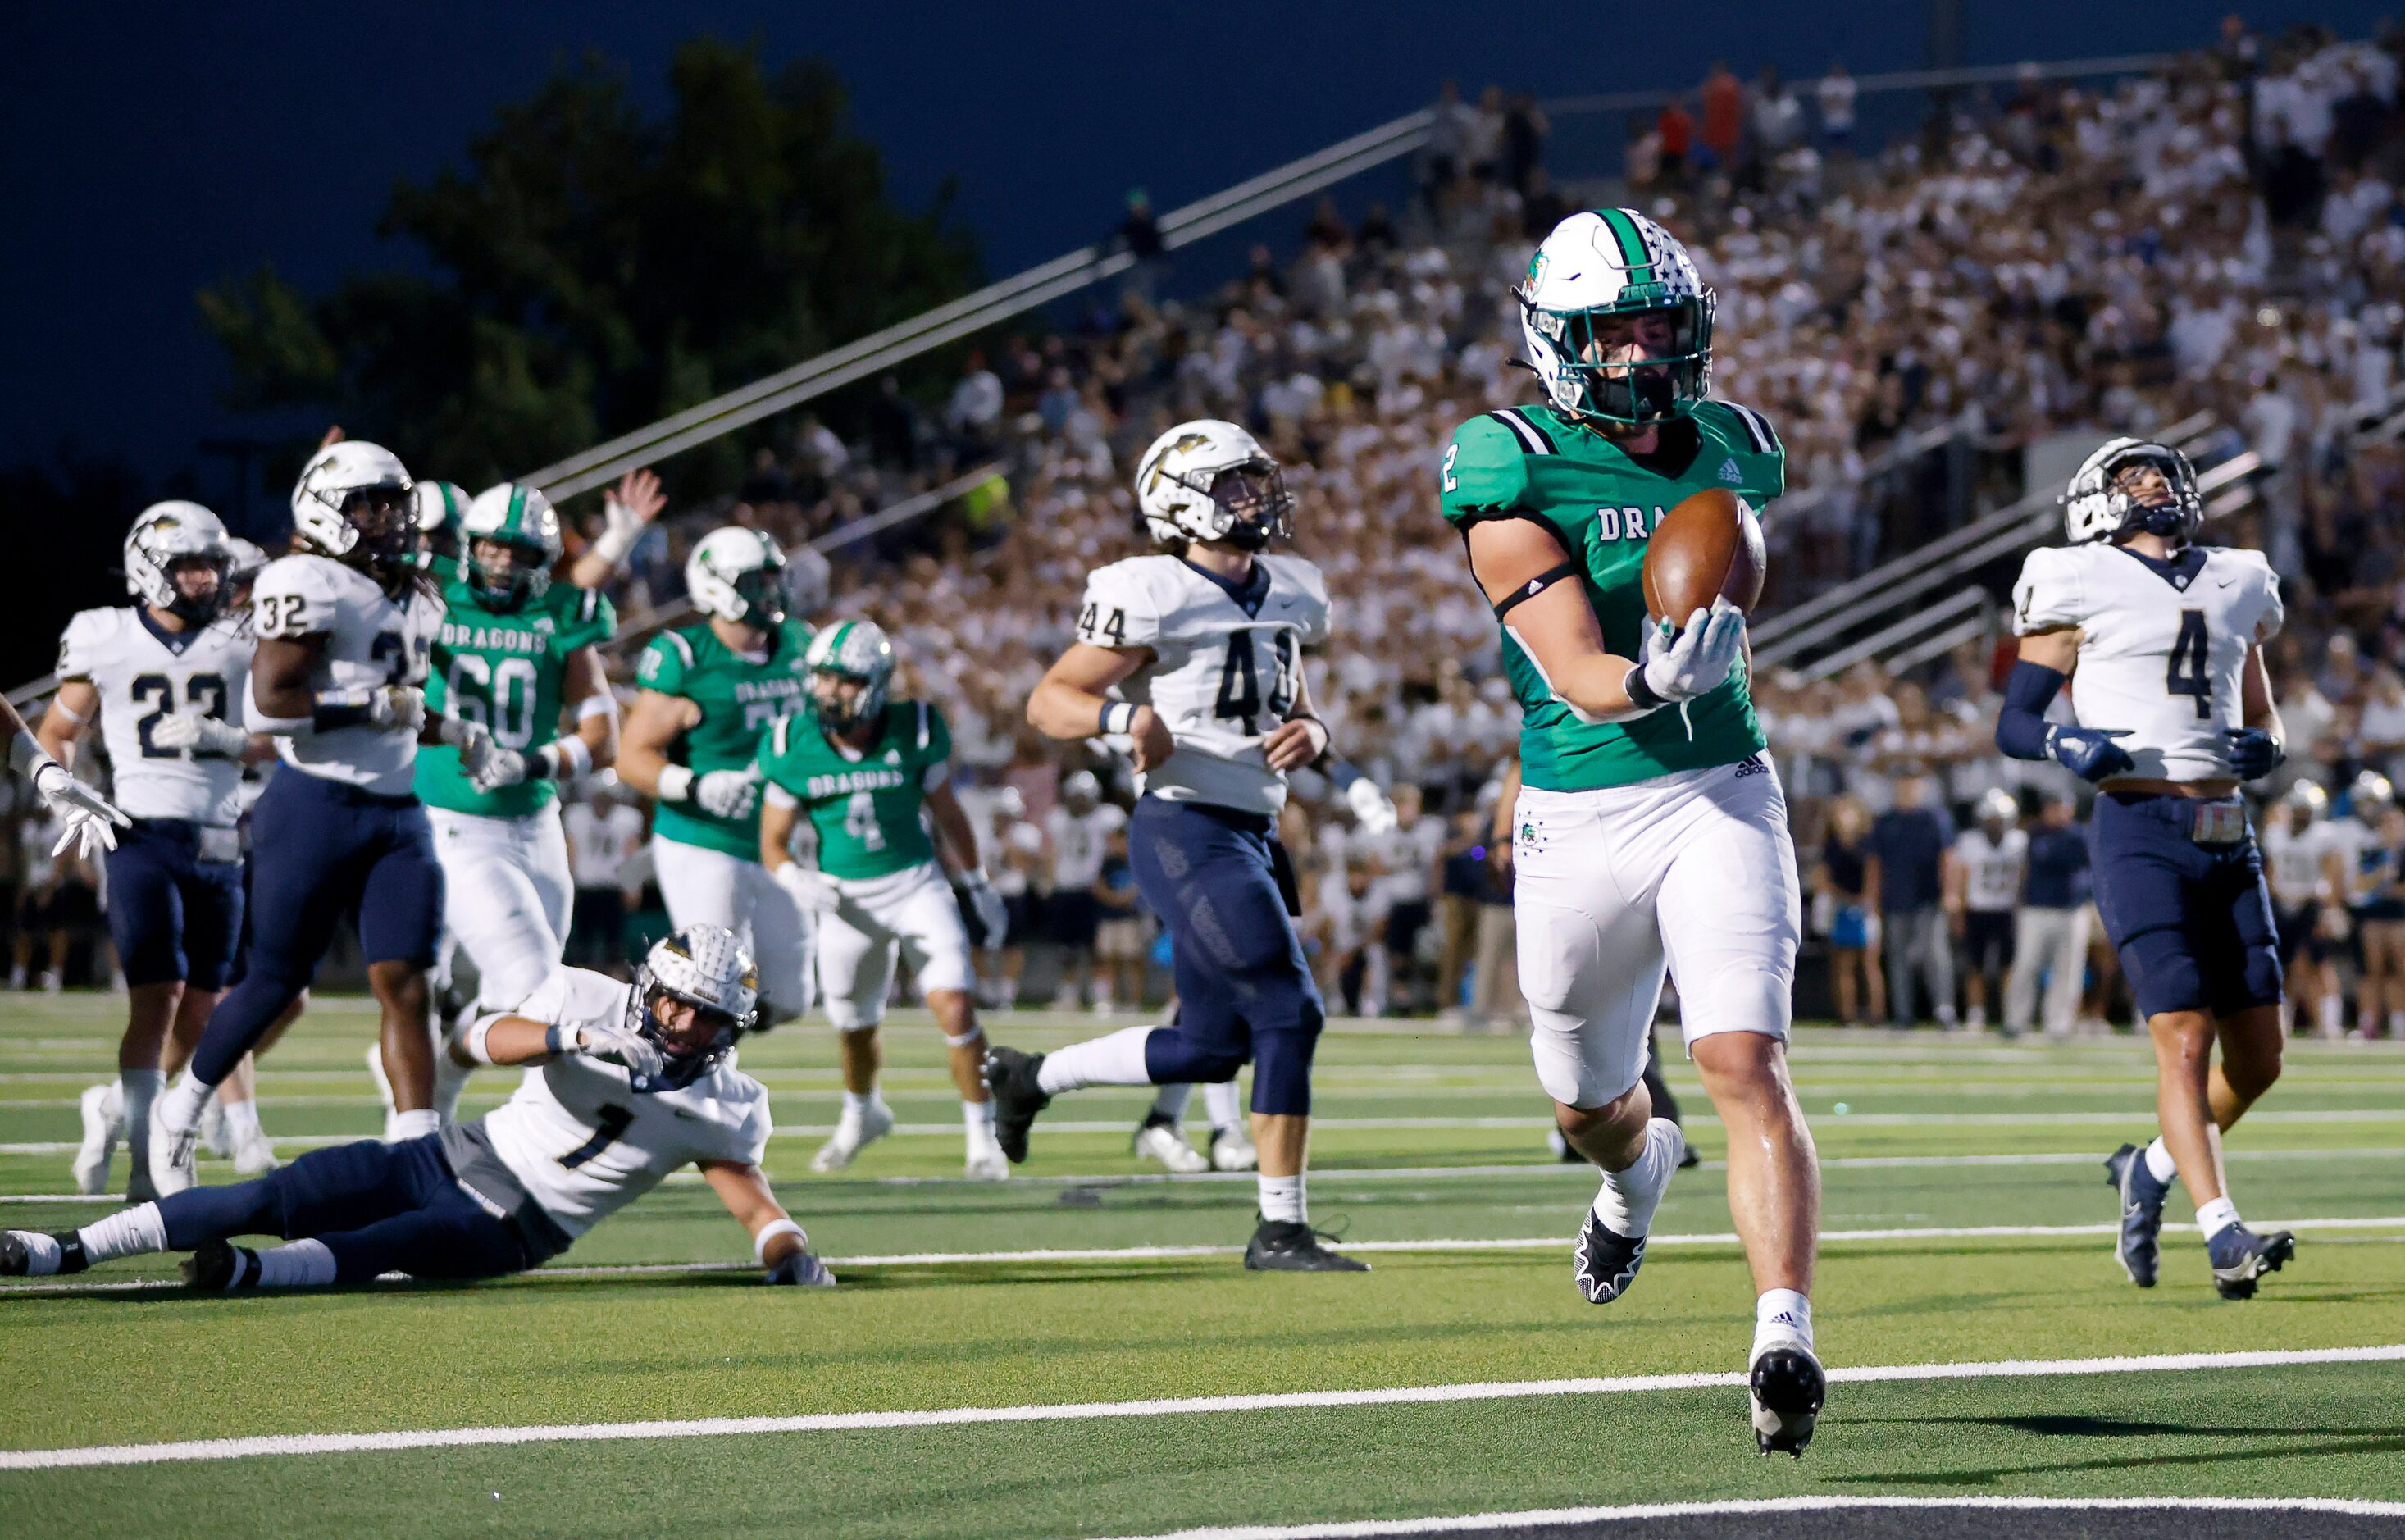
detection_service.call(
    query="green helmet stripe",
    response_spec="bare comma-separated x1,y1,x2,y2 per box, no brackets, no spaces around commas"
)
507,485,527,530
1599,208,1654,285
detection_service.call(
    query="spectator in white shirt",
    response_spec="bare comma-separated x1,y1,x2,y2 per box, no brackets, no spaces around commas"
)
562,785,648,977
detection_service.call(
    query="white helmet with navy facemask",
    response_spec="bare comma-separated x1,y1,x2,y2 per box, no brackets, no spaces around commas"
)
1134,419,1296,551
1517,208,1716,428
804,619,895,732
685,526,790,626
123,501,235,624
2061,438,2204,545
291,440,416,575
626,925,759,1092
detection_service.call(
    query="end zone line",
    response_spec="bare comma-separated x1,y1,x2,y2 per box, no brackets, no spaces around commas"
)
1091,1495,2405,1539
3,1342,2399,1471
7,1214,2401,1294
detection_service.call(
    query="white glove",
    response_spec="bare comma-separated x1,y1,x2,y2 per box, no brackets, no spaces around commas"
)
1635,600,1747,705
695,767,762,819
458,727,532,792
775,862,842,916
962,870,1008,945
33,762,130,860
371,686,428,736
151,713,251,759
1345,775,1398,835
590,494,647,567
568,1020,664,1082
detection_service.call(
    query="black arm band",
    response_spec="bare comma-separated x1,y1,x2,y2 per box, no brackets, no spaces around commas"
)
311,703,375,732
1491,561,1583,621
1995,660,2067,761
1623,663,1666,712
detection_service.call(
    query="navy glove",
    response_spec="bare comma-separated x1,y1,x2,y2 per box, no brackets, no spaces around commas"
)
2047,725,2135,783
2225,727,2284,780
765,1249,836,1287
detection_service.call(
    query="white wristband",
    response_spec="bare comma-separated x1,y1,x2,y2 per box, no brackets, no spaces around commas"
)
656,765,694,803
1100,701,1135,736
463,1014,505,1065
590,511,642,568
754,1217,805,1264
542,736,594,781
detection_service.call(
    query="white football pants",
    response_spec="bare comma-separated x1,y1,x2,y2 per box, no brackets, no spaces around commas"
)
817,860,977,1030
427,804,573,1012
651,836,814,1021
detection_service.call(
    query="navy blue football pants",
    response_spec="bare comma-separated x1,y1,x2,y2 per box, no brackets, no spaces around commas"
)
190,771,444,1087
104,820,244,990
2088,791,2283,1020
1127,795,1324,1116
157,1133,526,1284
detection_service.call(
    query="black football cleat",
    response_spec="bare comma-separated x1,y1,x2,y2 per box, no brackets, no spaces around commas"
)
1749,1343,1825,1456
2104,1141,2168,1287
1244,1219,1369,1272
2207,1223,2296,1301
180,1239,260,1292
981,1047,1050,1165
1574,1208,1648,1304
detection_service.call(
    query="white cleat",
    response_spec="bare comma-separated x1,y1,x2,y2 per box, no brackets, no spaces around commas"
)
197,1096,233,1160
963,1147,1011,1181
1133,1119,1210,1174
1209,1125,1259,1173
230,1127,280,1178
72,1082,121,1196
811,1100,895,1173
149,1106,198,1197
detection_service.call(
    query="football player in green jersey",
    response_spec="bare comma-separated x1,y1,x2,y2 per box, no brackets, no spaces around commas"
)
400,484,622,1121
1442,208,1823,1454
619,527,814,1025
758,621,1010,1178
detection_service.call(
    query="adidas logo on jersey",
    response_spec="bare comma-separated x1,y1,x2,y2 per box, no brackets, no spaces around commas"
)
1733,754,1768,778
1718,457,1743,485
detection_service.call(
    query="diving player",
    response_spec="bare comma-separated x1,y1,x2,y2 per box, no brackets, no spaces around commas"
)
755,620,1009,1178
618,527,813,1025
987,419,1391,1271
1441,209,1822,1453
1998,437,2293,1300
40,503,279,1196
409,483,618,1117
3,927,834,1291
152,440,494,1193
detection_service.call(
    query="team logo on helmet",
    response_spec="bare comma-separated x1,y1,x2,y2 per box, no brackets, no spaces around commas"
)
1516,208,1715,428
123,502,235,625
2060,438,2203,546
291,441,416,576
626,925,760,1092
685,526,789,627
459,484,563,613
1133,419,1296,551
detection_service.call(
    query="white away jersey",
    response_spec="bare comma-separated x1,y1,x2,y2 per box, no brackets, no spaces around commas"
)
481,967,772,1238
247,554,442,795
1076,553,1331,815
2262,818,2339,904
56,607,254,826
1952,827,2029,913
2013,543,2283,785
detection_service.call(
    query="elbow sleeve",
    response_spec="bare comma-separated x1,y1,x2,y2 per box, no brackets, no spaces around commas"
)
1995,661,2066,760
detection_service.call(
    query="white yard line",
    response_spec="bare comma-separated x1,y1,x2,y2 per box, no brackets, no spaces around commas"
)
1091,1495,2405,1539
2,1342,2398,1471
8,1215,2401,1293
3,1146,2398,1203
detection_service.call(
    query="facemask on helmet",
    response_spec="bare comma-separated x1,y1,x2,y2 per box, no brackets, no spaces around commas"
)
624,926,759,1092
1518,209,1716,428
2061,439,2204,545
291,441,416,576
123,502,235,625
686,527,790,627
459,484,563,613
1134,420,1296,550
804,620,896,731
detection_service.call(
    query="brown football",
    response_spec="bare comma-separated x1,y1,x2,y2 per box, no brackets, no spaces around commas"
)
1641,486,1766,626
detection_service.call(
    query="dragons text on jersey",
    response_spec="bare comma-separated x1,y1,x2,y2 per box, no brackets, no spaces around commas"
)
419,580,614,818
248,554,441,796
637,618,814,857
1440,400,1781,791
759,700,953,880
57,608,254,827
1076,554,1331,815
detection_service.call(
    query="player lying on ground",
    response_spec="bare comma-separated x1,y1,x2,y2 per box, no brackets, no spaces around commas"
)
1443,208,1822,1453
3,927,833,1291
991,418,1396,1271
44,503,281,1197
757,619,1010,1179
2000,437,2294,1300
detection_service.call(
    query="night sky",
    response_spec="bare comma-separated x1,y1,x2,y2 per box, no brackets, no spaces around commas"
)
5,1,2394,491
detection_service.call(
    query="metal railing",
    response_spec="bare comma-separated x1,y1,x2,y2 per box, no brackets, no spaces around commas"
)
1540,51,2183,120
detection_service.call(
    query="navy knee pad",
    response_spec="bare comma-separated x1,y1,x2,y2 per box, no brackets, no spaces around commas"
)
1249,998,1324,1117
1142,1027,1249,1088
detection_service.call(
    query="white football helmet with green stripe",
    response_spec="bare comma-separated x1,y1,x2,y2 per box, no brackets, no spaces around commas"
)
804,619,895,730
1517,207,1715,427
461,483,563,610
412,480,470,570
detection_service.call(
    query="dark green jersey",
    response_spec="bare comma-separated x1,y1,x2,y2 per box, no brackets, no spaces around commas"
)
417,581,615,818
637,617,815,858
1439,400,1783,791
758,699,952,880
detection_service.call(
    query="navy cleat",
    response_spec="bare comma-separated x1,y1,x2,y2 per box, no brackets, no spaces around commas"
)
1574,1208,1647,1304
1244,1219,1369,1272
1749,1341,1825,1456
1,1232,87,1278
981,1047,1050,1165
2104,1141,2168,1287
2207,1223,2296,1301
180,1239,260,1292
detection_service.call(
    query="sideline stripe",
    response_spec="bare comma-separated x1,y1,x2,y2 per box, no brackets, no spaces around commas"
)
10,1215,2402,1294
1094,1495,2405,1539
3,1343,2399,1471
9,1142,2398,1202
